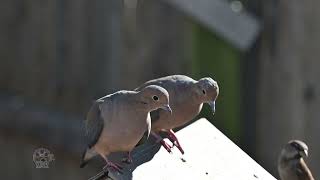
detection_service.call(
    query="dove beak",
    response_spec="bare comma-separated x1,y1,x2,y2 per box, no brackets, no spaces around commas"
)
208,101,216,115
162,104,172,114
300,149,308,158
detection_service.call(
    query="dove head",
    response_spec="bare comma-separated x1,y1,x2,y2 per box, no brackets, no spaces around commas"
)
195,77,219,114
139,85,172,113
279,140,309,162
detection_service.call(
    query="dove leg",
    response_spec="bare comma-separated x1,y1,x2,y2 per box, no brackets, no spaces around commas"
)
122,152,133,164
151,131,172,153
99,153,123,173
166,129,185,154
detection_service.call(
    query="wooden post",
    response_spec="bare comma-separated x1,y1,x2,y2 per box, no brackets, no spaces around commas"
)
256,0,320,177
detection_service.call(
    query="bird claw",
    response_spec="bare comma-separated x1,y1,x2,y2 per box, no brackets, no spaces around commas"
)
103,162,123,174
122,158,132,164
174,141,185,155
122,153,133,164
167,130,185,155
151,131,173,153
160,139,173,153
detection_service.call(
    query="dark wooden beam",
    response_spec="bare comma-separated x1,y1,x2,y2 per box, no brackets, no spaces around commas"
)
0,94,85,154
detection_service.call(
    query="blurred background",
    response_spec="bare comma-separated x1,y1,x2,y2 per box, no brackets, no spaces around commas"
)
0,0,319,179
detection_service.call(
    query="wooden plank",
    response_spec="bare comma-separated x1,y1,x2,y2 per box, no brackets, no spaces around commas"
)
90,118,276,180
39,0,58,108
0,0,17,90
0,94,84,154
93,0,122,92
60,0,90,113
125,0,189,88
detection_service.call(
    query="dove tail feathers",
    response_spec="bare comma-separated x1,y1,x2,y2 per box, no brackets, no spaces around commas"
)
80,159,88,168
80,148,97,168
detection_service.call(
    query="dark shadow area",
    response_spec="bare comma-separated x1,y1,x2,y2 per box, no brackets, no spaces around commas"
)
86,138,161,180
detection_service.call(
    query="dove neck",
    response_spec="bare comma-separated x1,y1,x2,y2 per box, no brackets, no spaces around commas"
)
189,84,205,105
278,149,303,166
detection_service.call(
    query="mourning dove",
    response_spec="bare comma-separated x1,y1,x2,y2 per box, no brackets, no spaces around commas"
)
278,140,315,180
80,85,172,172
136,75,219,154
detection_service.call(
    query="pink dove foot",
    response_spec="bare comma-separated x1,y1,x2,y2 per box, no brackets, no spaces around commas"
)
151,132,173,153
103,160,123,174
166,129,185,154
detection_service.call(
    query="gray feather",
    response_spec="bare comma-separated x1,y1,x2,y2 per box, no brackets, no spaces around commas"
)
137,75,196,125
150,109,161,123
135,75,196,91
85,100,104,148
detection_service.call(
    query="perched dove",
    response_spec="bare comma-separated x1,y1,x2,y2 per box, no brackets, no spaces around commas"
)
80,85,172,172
136,75,219,154
278,140,315,180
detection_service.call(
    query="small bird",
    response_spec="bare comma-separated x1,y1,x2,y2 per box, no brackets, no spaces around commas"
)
136,75,219,154
278,140,315,180
80,85,172,172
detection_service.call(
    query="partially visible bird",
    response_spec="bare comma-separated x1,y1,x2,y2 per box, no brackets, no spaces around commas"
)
136,75,219,154
278,140,315,180
80,85,172,173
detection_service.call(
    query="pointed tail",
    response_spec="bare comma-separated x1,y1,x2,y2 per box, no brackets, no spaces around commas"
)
80,148,97,168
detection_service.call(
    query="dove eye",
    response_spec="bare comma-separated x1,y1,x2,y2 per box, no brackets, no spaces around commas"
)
291,142,303,151
152,95,159,101
202,90,206,94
